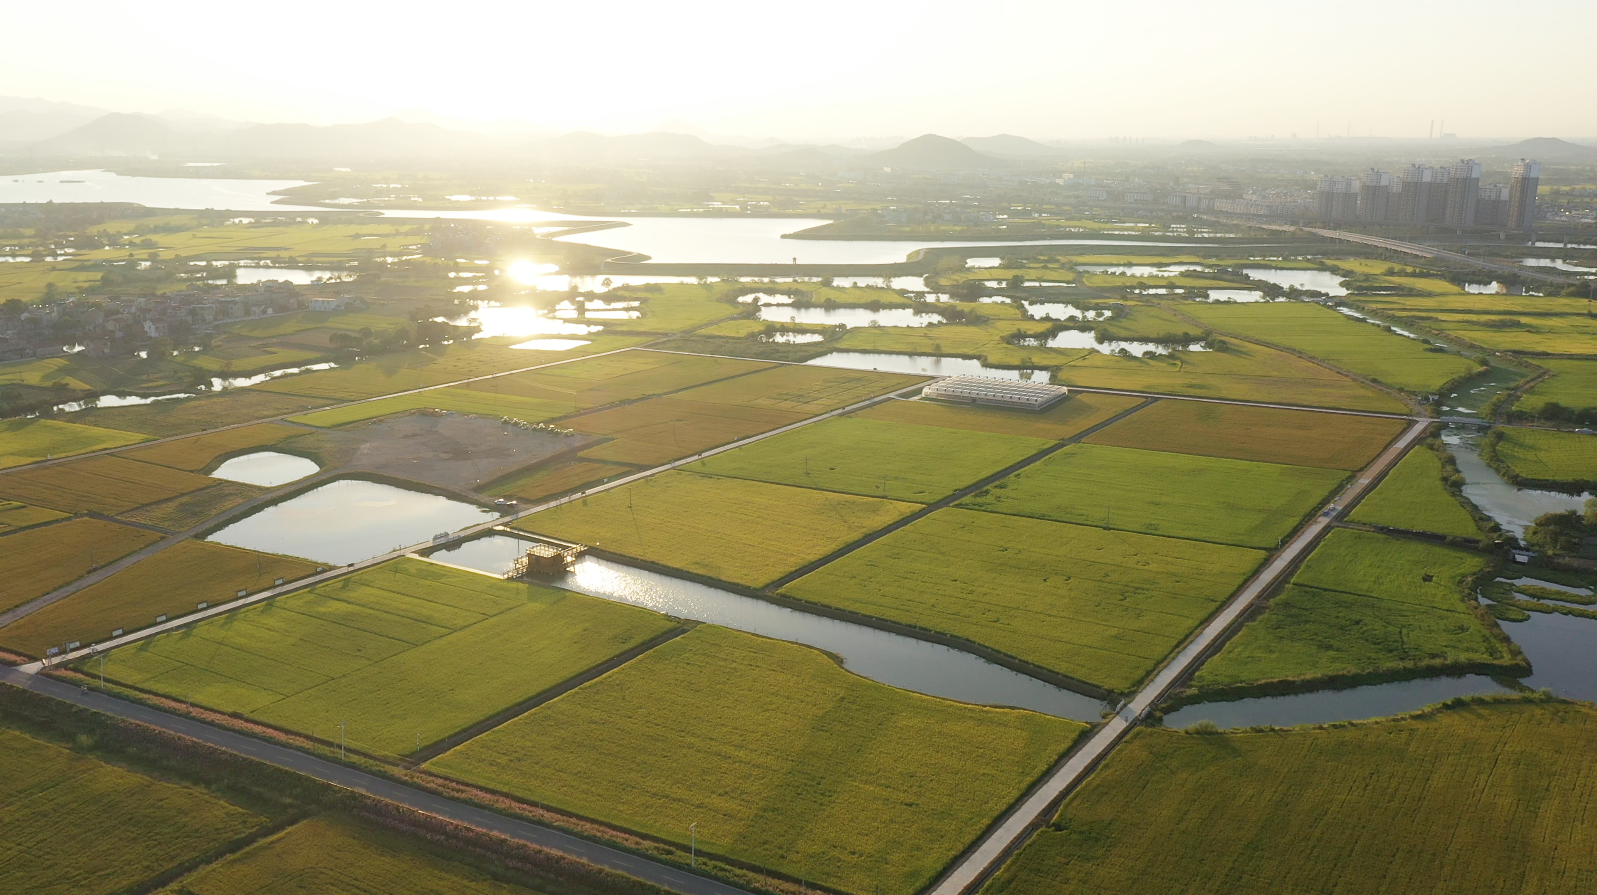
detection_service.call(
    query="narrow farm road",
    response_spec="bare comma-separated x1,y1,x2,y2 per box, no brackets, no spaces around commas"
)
923,417,1432,895
0,665,754,895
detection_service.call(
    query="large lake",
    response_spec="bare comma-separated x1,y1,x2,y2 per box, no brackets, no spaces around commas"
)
0,169,1268,266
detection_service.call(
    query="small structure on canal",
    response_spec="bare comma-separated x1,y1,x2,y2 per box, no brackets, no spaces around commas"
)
921,376,1069,411
508,540,587,578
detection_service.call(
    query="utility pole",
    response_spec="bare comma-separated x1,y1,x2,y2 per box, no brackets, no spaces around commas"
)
339,721,346,760
689,822,697,868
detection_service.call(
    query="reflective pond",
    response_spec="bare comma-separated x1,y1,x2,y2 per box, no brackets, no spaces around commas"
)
756,306,944,328
806,351,1048,380
426,535,1104,720
1240,267,1348,296
209,451,319,488
206,478,497,566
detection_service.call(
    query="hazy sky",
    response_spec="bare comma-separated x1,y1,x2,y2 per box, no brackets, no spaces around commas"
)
7,0,1593,141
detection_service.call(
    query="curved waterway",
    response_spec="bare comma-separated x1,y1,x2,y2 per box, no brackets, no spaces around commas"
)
426,533,1105,721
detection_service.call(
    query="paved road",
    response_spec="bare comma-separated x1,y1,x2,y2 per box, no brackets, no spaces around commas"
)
924,417,1432,895
0,665,752,895
1299,227,1571,285
21,379,928,671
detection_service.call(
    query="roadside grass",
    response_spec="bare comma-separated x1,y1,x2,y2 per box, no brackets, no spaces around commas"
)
482,459,634,503
0,728,267,895
70,390,333,437
983,702,1597,895
249,364,457,401
287,387,575,428
1514,358,1597,416
1492,427,1597,485
517,470,918,587
677,363,925,413
692,416,1052,502
428,626,1084,895
118,481,265,531
0,499,67,533
0,518,162,614
469,350,770,410
122,422,302,470
92,559,678,757
0,417,149,469
569,398,808,466
1053,338,1407,412
0,455,216,514
1348,445,1480,538
1083,399,1403,470
782,509,1263,692
1193,529,1506,690
854,391,1143,440
154,816,542,895
1183,301,1477,393
1,540,320,656
1393,311,1597,355
960,443,1345,549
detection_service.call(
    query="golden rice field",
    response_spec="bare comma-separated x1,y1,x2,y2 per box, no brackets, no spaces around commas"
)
0,455,216,514
0,517,162,614
1083,399,1404,469
121,422,302,470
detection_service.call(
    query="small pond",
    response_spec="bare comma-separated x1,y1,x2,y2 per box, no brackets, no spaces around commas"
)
758,332,826,344
206,478,497,566
806,351,1049,380
1022,302,1112,321
210,451,319,488
1197,289,1268,302
232,268,342,285
757,306,944,328
426,535,1104,720
1079,263,1207,277
1020,330,1209,356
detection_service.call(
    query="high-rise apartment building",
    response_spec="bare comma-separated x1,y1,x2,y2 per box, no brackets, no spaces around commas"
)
1317,175,1359,221
1509,158,1541,229
1476,183,1510,227
1359,169,1391,222
1396,165,1435,224
1444,159,1482,226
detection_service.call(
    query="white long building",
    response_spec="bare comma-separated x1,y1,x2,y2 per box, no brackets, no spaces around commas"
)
921,376,1070,410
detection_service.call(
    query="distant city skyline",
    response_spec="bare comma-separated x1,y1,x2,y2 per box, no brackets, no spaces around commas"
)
4,0,1594,143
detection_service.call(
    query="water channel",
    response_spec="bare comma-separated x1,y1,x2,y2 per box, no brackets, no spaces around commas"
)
426,533,1105,721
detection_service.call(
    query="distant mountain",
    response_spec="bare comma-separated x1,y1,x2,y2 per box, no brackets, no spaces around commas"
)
391,108,552,138
864,134,1002,170
523,131,741,163
0,109,98,143
961,134,1061,158
32,113,193,156
1175,139,1220,150
1492,137,1595,162
0,96,111,118
219,118,496,159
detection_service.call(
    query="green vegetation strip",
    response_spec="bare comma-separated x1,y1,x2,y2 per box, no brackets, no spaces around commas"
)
1348,444,1481,538
693,416,1053,503
783,509,1263,692
960,442,1345,549
0,727,266,895
983,702,1597,895
519,471,918,588
0,417,149,469
93,558,679,757
430,626,1084,895
1194,529,1510,692
1184,301,1477,393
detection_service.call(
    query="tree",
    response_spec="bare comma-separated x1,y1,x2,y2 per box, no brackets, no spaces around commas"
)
1525,511,1586,555
1585,496,1597,529
1,298,23,317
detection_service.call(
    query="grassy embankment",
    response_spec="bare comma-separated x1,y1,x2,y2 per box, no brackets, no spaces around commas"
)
1190,529,1514,696
430,626,1085,895
983,701,1597,895
91,559,678,757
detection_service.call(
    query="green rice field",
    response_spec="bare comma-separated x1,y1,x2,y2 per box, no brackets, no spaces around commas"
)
288,386,575,427
783,508,1263,691
0,727,265,895
1348,444,1480,538
94,559,679,757
0,417,149,469
1193,529,1506,690
693,416,1052,502
1514,358,1597,416
1083,399,1403,470
518,470,917,587
983,702,1597,895
960,443,1346,548
855,391,1144,439
429,626,1084,895
1492,426,1597,485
